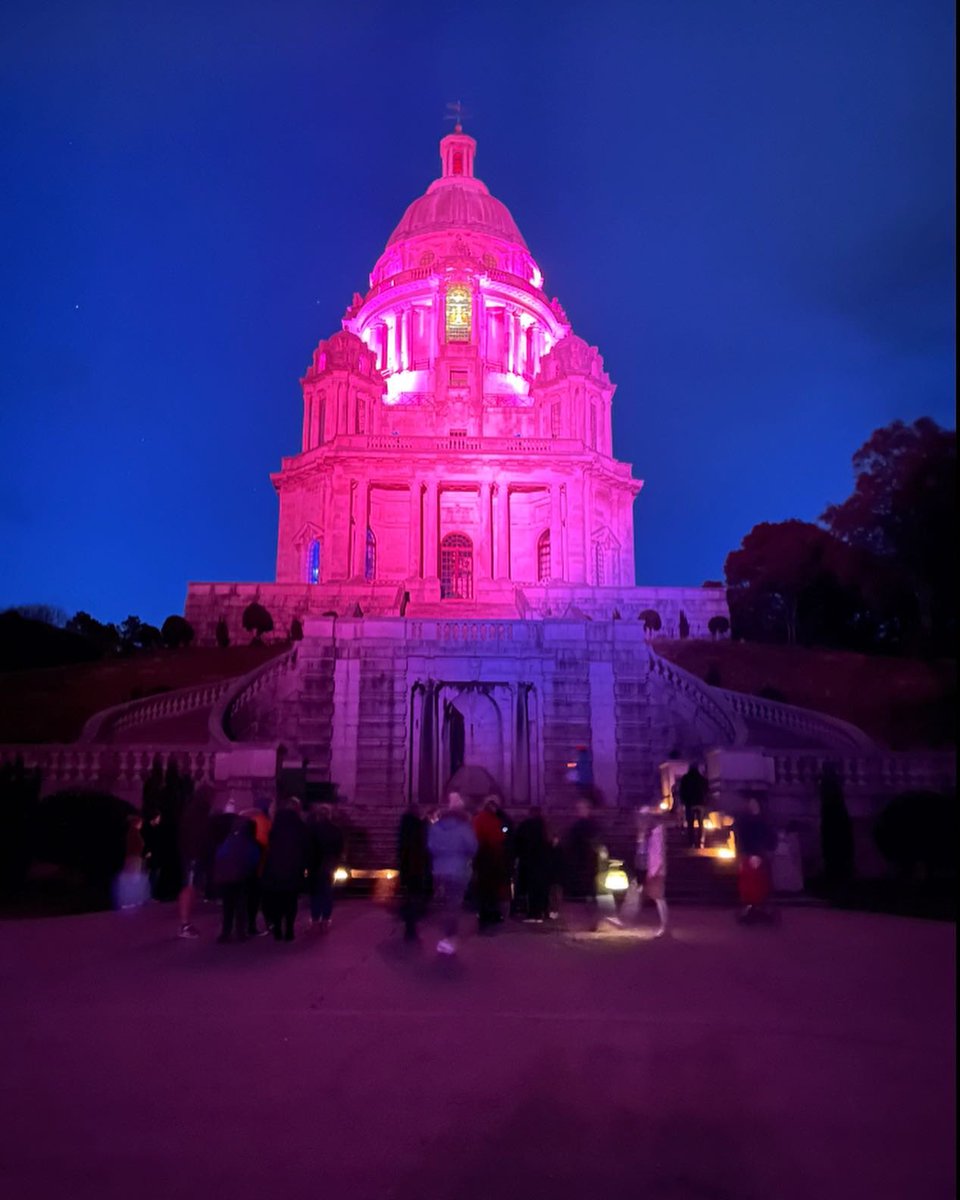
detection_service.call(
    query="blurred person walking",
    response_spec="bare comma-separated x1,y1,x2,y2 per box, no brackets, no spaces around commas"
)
514,807,552,922
636,807,669,936
213,818,260,944
397,802,431,943
734,796,778,923
262,801,309,942
563,799,601,932
473,796,508,932
307,803,345,933
242,797,272,936
176,786,212,939
427,792,478,956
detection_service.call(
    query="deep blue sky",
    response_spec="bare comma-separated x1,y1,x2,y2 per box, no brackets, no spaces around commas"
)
1,0,955,625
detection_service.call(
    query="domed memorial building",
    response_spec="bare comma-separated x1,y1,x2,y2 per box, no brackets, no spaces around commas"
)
190,124,721,631
179,128,881,846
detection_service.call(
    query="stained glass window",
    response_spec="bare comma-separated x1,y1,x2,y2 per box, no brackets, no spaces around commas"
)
445,285,471,343
440,533,473,599
307,539,321,585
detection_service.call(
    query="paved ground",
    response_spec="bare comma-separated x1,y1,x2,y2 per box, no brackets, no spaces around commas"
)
0,900,954,1200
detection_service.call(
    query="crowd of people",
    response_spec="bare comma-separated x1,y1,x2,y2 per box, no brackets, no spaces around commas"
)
116,757,780,950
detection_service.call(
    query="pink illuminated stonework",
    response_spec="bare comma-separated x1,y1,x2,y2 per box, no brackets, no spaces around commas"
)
187,127,727,638
275,127,639,606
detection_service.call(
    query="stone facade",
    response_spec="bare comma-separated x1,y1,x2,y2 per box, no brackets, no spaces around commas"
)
185,126,729,641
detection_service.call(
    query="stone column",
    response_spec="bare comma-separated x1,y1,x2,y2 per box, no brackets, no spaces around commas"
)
549,483,562,582
348,479,359,578
429,302,440,362
495,482,511,581
479,480,493,579
560,483,569,580
408,484,421,578
400,306,410,371
423,479,439,579
506,309,516,375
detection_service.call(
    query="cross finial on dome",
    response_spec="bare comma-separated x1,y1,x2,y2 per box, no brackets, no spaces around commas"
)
438,107,477,181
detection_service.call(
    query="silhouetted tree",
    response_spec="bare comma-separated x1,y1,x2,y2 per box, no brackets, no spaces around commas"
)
725,521,862,646
215,616,230,648
118,615,164,654
161,615,195,649
678,610,690,639
708,615,729,639
639,609,662,634
242,602,274,642
12,604,68,627
822,418,956,651
65,611,121,657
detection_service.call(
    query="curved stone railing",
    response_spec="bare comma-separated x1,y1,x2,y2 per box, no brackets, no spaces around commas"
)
80,678,235,744
212,648,299,746
0,742,216,800
769,749,955,793
647,651,744,746
716,687,875,752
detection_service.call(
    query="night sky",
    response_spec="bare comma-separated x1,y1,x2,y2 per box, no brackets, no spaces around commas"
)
1,0,954,625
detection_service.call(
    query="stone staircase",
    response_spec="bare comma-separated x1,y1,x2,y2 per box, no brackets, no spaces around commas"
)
292,647,336,780
664,825,740,905
541,651,593,797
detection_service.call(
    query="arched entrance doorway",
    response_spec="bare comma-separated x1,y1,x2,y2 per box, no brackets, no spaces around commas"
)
440,532,473,599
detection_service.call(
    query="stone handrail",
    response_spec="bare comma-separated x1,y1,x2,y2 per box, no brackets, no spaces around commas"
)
769,750,956,793
213,648,299,745
80,678,235,744
647,651,744,745
716,687,875,752
0,742,216,799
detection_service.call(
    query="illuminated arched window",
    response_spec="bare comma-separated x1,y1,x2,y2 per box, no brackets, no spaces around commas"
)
364,528,376,581
537,530,551,582
445,285,471,343
307,539,321,585
440,533,473,599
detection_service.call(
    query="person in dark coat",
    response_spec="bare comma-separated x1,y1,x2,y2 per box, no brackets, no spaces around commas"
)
734,796,778,921
176,786,212,939
563,799,600,931
473,797,508,932
307,803,344,932
262,802,309,941
678,764,709,848
212,818,260,943
514,808,552,922
397,803,430,942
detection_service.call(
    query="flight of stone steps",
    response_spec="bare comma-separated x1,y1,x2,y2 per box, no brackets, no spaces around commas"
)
663,824,741,906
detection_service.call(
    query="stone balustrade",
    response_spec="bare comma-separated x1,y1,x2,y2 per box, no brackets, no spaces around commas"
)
717,688,874,752
769,750,956,794
0,743,216,804
218,649,299,743
79,679,235,743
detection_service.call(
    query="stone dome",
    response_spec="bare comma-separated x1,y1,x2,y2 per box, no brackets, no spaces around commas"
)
386,183,528,250
384,127,528,251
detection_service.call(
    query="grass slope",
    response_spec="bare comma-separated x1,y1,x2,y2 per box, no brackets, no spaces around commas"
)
656,640,956,751
0,644,287,744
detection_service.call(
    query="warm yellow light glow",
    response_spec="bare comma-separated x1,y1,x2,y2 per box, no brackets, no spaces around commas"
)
445,285,471,342
717,848,736,860
333,867,350,884
659,799,671,811
703,818,715,831
604,863,630,892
